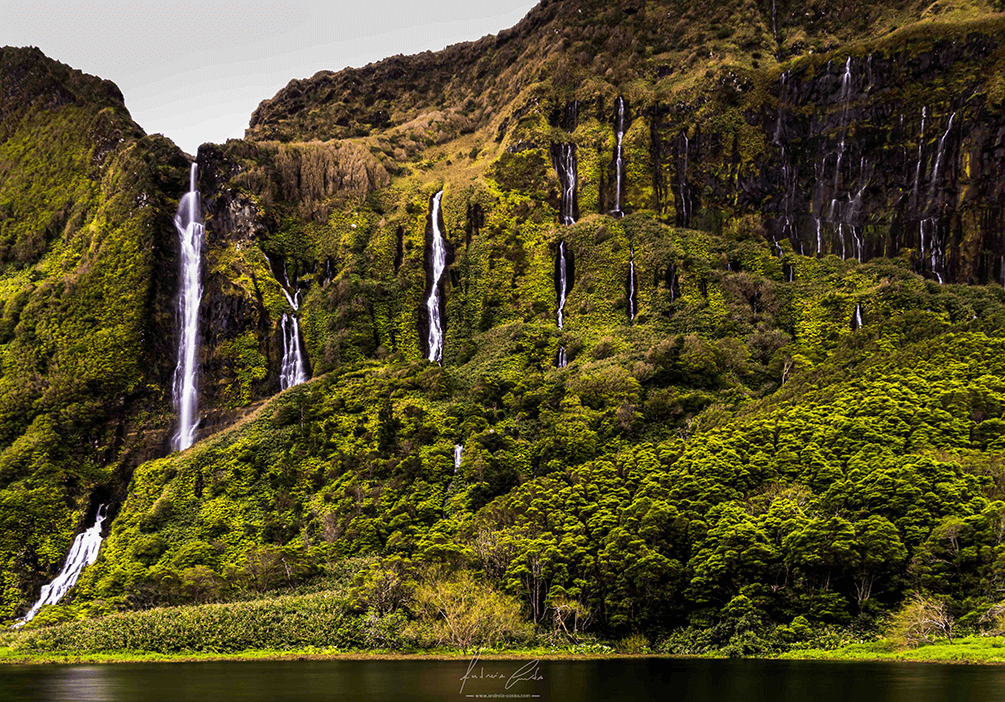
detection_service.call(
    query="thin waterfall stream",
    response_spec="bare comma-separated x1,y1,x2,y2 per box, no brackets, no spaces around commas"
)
628,247,637,324
612,97,625,216
557,240,569,368
426,191,447,364
172,163,204,452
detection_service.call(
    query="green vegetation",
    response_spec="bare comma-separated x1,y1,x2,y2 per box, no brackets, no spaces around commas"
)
6,0,1005,664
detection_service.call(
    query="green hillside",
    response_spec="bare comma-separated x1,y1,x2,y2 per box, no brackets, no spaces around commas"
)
4,0,1005,655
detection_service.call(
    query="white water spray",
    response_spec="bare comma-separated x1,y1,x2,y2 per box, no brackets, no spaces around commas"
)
854,303,863,330
426,191,447,364
14,506,107,628
172,163,203,452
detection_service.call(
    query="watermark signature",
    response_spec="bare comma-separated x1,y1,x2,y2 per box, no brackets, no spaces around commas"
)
458,649,545,698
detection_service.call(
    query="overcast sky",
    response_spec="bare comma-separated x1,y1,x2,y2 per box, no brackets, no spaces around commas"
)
1,1,539,154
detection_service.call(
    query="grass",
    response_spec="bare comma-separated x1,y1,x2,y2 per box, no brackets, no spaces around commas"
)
0,646,674,666
779,635,1005,664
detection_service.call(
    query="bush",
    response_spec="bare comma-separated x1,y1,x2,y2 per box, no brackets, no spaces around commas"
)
11,592,363,654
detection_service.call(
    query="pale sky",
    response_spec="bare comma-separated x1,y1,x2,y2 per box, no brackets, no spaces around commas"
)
1,1,539,154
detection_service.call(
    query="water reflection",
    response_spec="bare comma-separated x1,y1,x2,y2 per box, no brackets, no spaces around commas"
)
2,658,1005,702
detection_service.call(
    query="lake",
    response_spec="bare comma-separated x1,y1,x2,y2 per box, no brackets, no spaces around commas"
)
1,657,1003,701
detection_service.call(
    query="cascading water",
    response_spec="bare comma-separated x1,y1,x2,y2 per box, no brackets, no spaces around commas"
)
557,241,569,331
554,144,577,225
628,247,637,324
557,240,569,368
280,304,308,391
834,57,853,188
913,107,927,204
612,97,625,216
14,506,107,628
172,163,204,452
852,303,864,330
928,112,956,207
444,444,463,503
426,191,447,364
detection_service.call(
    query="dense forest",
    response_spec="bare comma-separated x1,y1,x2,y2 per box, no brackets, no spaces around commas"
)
5,0,1005,655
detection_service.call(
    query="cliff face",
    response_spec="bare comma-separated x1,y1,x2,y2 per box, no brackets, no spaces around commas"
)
663,22,1005,285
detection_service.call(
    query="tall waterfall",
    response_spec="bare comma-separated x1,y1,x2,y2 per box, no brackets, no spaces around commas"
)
426,191,447,364
557,241,569,331
853,303,864,330
14,506,107,628
557,240,569,368
628,247,637,324
612,97,625,216
553,144,577,225
172,163,204,452
280,288,308,391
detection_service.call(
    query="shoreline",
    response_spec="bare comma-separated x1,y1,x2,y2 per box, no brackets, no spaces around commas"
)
5,645,1005,667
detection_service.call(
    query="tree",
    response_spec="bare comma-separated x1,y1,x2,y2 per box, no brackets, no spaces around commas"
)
887,594,955,647
409,570,531,651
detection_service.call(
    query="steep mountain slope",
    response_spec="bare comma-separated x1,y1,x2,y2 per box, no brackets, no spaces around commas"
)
0,48,189,619
5,0,1005,646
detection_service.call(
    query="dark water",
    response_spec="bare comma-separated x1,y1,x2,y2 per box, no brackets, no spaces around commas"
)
2,657,1004,702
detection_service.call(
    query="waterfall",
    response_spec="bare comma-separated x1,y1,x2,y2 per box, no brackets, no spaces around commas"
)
14,506,107,628
913,107,927,204
557,240,568,330
279,288,308,390
612,97,625,216
815,218,822,256
852,303,864,330
172,163,204,452
444,444,463,502
426,191,447,364
628,248,637,324
833,57,853,191
928,112,956,208
679,132,691,226
553,144,577,225
557,240,569,368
